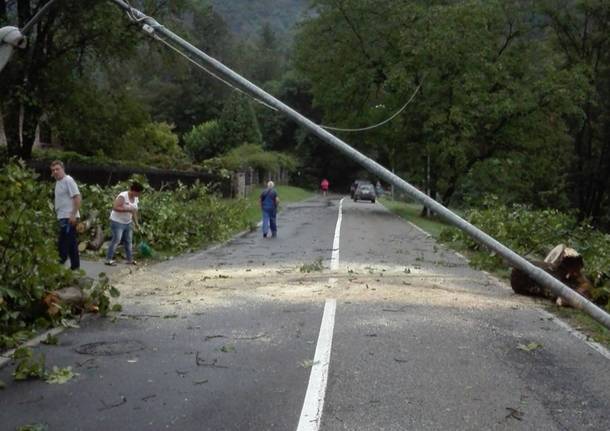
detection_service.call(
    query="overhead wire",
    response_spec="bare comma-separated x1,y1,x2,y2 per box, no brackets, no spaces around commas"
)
319,78,424,133
152,34,279,112
21,0,62,34
119,0,278,111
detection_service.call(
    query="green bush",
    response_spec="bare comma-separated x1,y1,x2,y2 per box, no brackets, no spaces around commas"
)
214,144,298,173
184,120,225,162
80,177,249,255
136,181,249,253
33,122,192,170
51,82,149,157
32,148,115,166
0,164,250,346
0,162,76,335
440,196,610,309
118,122,190,169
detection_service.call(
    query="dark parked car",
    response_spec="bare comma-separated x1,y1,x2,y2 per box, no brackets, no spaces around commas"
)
350,179,372,199
353,183,376,203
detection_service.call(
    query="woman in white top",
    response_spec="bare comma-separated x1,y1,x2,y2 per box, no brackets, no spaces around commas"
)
105,182,143,266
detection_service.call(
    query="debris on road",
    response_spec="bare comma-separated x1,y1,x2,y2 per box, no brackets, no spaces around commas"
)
45,366,78,384
516,342,543,352
195,352,228,368
98,395,127,412
505,407,524,421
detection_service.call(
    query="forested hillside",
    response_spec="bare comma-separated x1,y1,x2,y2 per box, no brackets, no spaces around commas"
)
210,0,309,38
294,0,610,227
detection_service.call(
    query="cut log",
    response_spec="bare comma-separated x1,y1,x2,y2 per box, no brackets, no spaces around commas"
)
88,225,105,251
43,287,86,316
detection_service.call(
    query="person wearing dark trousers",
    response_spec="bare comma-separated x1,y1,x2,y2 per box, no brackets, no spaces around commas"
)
51,160,81,270
260,181,279,238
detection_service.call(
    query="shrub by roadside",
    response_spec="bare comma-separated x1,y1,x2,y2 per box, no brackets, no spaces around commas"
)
439,197,610,311
0,162,80,346
0,162,254,349
80,178,250,256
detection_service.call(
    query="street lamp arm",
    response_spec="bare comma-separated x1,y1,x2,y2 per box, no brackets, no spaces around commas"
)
0,0,64,72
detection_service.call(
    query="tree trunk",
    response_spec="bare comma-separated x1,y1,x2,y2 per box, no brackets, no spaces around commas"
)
4,97,40,159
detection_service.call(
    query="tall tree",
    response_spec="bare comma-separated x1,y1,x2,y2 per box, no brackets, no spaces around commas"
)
0,0,183,159
295,0,577,207
130,1,236,136
219,93,263,150
540,0,610,223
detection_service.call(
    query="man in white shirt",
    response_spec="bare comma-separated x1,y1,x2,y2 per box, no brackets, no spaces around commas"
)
51,160,81,270
105,182,143,266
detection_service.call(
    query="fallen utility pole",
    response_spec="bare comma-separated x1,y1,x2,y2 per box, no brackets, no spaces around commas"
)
110,0,610,329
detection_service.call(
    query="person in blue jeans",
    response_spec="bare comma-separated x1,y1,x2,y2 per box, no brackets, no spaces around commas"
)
51,160,81,270
260,181,279,238
105,182,143,265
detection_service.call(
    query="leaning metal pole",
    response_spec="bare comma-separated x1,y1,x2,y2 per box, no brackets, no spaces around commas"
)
110,0,610,329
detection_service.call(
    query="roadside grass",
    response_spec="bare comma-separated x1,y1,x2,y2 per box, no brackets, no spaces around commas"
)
551,307,610,347
380,196,610,348
380,197,449,238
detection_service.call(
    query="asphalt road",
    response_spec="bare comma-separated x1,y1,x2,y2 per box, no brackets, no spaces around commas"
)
1,195,609,431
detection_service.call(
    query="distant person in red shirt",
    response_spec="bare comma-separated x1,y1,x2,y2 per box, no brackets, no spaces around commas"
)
321,178,329,196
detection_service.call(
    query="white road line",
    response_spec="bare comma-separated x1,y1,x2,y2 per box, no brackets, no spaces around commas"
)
330,198,344,271
538,309,610,360
407,220,431,238
297,298,337,431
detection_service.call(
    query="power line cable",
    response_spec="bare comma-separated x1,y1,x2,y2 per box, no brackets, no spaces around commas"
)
22,0,62,34
152,34,279,111
319,78,424,133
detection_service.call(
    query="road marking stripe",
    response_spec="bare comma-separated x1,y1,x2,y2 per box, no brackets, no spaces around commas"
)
407,220,430,238
297,298,337,431
330,198,344,271
538,309,610,360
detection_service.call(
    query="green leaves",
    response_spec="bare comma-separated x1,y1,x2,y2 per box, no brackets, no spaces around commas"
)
517,342,543,352
118,122,188,169
84,274,120,318
184,120,225,162
16,425,48,431
0,162,77,334
299,258,324,273
41,333,59,346
12,347,46,381
439,200,610,309
10,347,78,384
46,366,78,385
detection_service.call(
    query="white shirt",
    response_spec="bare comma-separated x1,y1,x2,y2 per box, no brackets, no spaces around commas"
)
54,175,80,219
109,191,138,224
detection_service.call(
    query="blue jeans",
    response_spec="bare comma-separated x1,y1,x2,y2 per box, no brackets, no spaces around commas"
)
262,208,277,236
58,219,80,270
106,220,133,262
